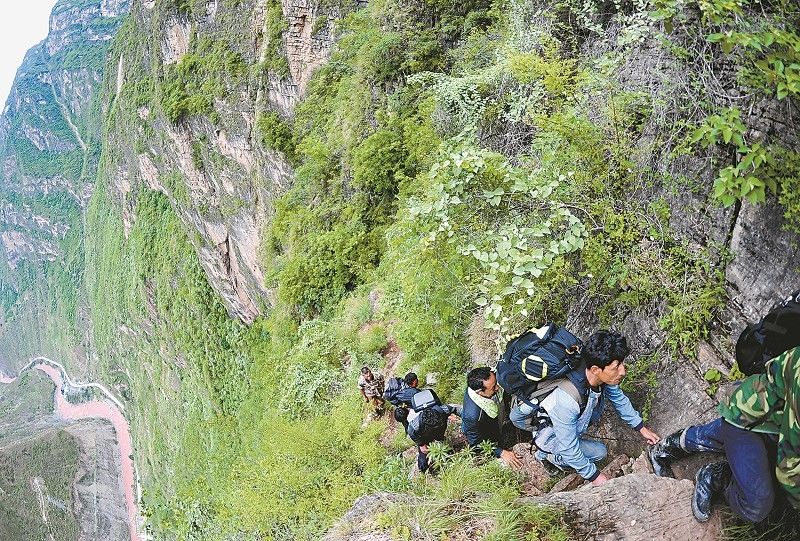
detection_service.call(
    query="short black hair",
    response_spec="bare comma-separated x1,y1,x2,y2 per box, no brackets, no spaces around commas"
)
467,367,492,391
584,330,630,369
404,372,418,385
361,366,371,375
394,407,409,423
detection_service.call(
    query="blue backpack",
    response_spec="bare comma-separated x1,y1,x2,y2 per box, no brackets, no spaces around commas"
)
383,377,407,406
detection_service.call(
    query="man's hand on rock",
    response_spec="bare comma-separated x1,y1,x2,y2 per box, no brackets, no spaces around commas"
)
500,449,523,469
639,426,660,445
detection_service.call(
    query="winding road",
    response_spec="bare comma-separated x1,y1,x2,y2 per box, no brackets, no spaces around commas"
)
0,357,145,541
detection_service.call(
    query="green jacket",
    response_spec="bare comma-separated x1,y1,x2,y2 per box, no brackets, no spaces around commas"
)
718,346,800,509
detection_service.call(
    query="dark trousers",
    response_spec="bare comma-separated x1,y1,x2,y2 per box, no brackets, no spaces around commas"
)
684,417,775,523
417,446,429,472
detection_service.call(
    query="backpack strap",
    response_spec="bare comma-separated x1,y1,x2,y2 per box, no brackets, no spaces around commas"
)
520,377,585,409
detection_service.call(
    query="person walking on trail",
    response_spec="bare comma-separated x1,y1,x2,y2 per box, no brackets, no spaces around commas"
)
395,372,421,408
358,366,385,417
462,367,524,469
650,346,800,523
407,398,461,473
509,330,660,485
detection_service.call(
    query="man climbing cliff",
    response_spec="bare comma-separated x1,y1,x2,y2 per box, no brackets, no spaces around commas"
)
462,367,523,468
509,330,660,484
650,346,800,523
395,372,421,407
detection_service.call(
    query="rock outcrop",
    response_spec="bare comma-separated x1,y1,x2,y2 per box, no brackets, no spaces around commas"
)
322,475,723,541
527,474,723,541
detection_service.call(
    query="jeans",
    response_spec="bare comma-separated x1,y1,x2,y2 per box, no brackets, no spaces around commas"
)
533,424,608,471
684,417,775,523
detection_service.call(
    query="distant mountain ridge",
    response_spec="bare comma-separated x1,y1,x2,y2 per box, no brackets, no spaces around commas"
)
0,0,130,369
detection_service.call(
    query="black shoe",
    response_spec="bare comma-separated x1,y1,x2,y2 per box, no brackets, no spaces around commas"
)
535,451,574,475
692,461,732,522
649,429,689,478
540,459,566,476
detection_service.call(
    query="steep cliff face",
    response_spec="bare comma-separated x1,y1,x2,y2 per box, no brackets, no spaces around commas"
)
103,0,340,325
0,0,130,371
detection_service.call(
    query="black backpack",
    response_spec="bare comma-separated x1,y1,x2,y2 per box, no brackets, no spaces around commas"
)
496,324,583,406
383,377,406,406
735,290,800,376
411,407,448,445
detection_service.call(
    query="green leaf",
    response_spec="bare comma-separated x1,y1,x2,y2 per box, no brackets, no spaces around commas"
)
704,368,721,383
689,126,707,145
722,41,734,54
475,297,488,307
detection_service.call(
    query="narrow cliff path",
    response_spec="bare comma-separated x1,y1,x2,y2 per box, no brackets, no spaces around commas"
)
0,358,145,541
49,83,88,154
31,476,57,541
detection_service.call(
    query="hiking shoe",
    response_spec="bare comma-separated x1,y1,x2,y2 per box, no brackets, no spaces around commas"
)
535,451,573,475
692,461,731,522
649,429,689,478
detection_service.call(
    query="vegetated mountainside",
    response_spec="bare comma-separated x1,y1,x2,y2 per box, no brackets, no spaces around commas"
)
0,0,131,372
0,0,798,539
0,2,135,540
0,369,130,541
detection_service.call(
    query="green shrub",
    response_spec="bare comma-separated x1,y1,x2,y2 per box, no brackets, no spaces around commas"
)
257,111,297,163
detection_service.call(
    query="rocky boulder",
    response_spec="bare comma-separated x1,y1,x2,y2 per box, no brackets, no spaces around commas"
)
526,473,722,541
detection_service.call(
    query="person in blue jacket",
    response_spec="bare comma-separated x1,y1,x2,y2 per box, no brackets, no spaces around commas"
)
462,367,523,468
509,330,660,485
395,372,421,407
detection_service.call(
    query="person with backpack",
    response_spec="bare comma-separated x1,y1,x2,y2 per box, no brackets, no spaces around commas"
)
383,372,422,407
395,372,421,407
406,388,461,473
649,346,800,523
508,330,660,484
462,367,524,468
358,366,385,417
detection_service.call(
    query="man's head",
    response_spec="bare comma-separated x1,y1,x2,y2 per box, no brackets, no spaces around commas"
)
584,330,629,385
394,407,409,423
361,366,374,381
404,372,419,387
467,367,499,398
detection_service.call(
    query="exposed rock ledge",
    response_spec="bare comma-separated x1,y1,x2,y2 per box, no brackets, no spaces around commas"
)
525,473,722,541
322,474,723,541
